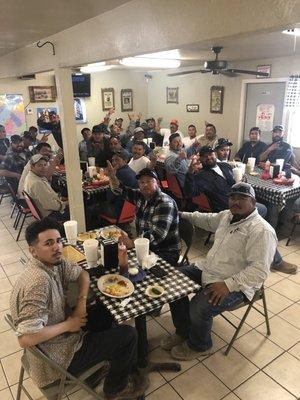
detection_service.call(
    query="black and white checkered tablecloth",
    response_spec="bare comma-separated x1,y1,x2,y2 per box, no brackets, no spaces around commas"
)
62,238,200,324
246,172,300,208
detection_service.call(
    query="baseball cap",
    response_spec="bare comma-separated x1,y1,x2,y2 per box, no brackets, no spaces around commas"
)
229,183,256,199
272,125,284,132
10,135,22,144
214,138,233,149
170,119,179,126
136,168,158,180
133,127,144,134
30,154,49,165
199,145,215,156
115,117,123,122
146,117,155,123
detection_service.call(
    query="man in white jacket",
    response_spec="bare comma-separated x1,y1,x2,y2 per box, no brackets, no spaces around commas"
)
161,182,277,361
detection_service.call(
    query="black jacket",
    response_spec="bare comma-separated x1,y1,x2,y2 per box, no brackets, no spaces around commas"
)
235,141,267,164
184,162,235,212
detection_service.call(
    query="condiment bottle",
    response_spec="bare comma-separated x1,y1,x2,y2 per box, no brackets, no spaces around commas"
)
118,243,128,276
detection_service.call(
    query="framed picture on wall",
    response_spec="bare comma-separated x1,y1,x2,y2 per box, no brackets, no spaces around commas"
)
121,89,133,111
101,88,115,111
186,104,199,112
29,86,56,102
166,87,179,104
210,86,224,114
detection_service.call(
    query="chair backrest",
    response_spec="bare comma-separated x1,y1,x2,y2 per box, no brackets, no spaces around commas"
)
166,173,184,199
192,193,212,212
117,200,136,223
7,182,19,202
155,164,169,190
179,218,195,266
22,190,42,220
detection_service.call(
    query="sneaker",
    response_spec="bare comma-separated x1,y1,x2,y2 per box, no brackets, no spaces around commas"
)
105,373,148,400
271,261,298,275
160,334,185,351
171,341,212,361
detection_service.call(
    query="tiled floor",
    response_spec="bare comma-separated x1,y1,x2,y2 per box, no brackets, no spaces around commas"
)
0,197,300,400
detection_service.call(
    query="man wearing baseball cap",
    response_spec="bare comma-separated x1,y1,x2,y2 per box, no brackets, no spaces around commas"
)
107,164,180,265
159,118,183,148
165,133,190,187
259,125,293,166
161,182,277,360
214,138,233,162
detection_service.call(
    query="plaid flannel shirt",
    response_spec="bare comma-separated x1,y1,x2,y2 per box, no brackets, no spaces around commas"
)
117,184,180,256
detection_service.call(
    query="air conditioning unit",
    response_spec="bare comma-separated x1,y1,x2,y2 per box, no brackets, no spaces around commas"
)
19,74,36,80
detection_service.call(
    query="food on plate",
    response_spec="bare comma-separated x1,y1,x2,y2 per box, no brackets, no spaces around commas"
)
77,232,98,241
146,285,165,298
100,228,122,241
103,276,131,297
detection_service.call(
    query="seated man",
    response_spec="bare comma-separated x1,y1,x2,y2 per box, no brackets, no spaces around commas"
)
10,218,145,399
160,119,183,148
126,127,151,155
161,183,277,360
0,134,30,193
182,124,197,148
22,131,35,156
165,133,190,188
24,154,69,220
184,146,297,274
108,135,130,161
259,125,293,167
214,138,233,162
128,141,156,174
144,117,163,147
78,127,92,162
86,125,111,167
196,123,218,148
107,166,180,265
235,126,267,164
0,124,9,162
99,150,138,219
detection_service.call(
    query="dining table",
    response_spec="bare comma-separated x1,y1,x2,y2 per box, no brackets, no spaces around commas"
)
61,230,200,372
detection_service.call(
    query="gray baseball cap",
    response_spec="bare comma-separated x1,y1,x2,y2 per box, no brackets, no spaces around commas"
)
229,183,256,199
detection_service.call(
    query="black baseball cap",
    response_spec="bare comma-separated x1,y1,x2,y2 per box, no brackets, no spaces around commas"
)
136,168,158,180
214,138,233,150
272,125,284,132
10,134,22,144
199,145,215,156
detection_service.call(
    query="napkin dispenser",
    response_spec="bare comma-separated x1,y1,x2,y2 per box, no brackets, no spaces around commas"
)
100,238,118,269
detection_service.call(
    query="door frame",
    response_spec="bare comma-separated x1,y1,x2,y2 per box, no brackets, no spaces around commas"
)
238,77,288,148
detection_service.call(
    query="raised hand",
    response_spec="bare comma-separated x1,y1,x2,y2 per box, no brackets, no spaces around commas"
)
106,160,117,179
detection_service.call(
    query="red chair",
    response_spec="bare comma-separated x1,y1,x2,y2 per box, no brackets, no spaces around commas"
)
99,200,136,225
166,173,186,209
192,193,212,212
155,165,169,190
22,191,42,221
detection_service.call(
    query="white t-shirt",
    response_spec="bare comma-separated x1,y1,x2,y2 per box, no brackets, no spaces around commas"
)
128,156,151,174
182,136,196,148
212,165,225,178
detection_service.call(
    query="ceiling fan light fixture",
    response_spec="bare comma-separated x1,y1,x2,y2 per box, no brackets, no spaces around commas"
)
282,28,300,36
120,57,180,69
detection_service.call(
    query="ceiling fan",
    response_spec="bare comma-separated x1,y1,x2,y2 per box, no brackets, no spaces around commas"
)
168,46,269,77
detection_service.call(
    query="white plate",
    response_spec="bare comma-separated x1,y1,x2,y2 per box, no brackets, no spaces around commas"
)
99,227,122,241
145,285,165,298
97,274,134,299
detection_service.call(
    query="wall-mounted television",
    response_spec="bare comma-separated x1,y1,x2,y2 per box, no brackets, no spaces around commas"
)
72,74,91,97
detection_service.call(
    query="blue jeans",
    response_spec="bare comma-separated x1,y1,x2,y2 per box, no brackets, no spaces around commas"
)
170,265,246,351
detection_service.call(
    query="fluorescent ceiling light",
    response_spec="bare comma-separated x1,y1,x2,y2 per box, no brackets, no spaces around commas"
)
136,49,181,59
80,62,111,73
120,57,181,69
282,28,300,36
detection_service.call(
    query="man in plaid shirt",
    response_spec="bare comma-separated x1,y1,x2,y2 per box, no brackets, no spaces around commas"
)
107,164,180,265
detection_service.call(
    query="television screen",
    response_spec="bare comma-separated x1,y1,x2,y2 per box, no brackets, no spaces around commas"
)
72,74,91,97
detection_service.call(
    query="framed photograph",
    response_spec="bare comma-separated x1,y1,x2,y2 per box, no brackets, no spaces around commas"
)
257,65,271,78
101,88,114,111
186,104,199,112
166,87,179,104
121,89,133,112
210,86,224,114
74,98,87,124
29,86,56,102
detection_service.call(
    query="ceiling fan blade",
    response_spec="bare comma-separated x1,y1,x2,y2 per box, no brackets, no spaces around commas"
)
167,69,206,76
219,70,238,77
228,68,269,77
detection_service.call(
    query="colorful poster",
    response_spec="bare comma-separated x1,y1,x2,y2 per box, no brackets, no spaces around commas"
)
0,94,26,135
255,103,275,131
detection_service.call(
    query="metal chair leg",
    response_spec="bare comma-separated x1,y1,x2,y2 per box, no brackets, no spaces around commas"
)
225,299,255,356
16,365,25,400
14,210,21,229
10,202,16,218
286,223,297,246
16,214,26,241
261,287,271,335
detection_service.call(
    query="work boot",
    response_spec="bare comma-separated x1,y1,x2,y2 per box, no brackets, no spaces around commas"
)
171,341,212,361
271,260,298,275
160,333,185,351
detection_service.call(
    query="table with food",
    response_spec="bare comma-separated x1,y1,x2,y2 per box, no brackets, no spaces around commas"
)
62,225,200,368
